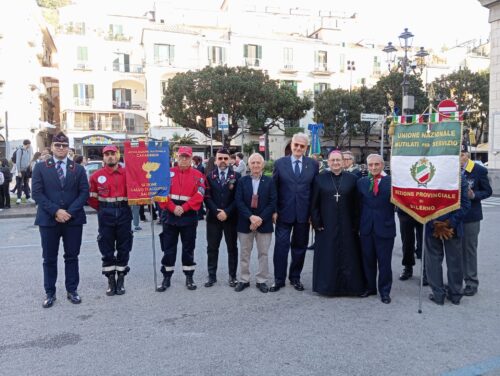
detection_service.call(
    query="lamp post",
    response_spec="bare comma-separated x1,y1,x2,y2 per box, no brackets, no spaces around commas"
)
347,60,355,92
382,28,429,116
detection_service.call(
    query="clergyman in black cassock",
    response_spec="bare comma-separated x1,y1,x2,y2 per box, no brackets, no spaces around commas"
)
310,150,365,296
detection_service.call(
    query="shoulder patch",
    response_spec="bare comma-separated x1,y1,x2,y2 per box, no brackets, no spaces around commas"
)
170,171,175,178
97,175,107,184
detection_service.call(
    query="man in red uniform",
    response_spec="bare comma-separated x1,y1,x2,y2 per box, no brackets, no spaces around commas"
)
88,145,133,296
157,146,205,291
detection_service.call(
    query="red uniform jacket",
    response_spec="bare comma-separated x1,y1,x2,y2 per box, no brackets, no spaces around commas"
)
88,165,127,210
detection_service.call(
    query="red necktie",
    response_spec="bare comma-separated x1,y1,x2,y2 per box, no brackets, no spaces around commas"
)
373,175,381,196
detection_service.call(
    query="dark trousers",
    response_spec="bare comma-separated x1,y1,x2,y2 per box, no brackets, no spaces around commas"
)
140,204,157,221
16,171,31,199
273,221,309,283
398,212,423,266
360,234,395,297
160,223,197,276
425,234,463,301
462,221,480,290
0,181,10,208
206,220,238,279
39,224,83,295
97,206,133,276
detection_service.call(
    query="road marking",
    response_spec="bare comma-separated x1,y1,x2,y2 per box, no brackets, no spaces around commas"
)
441,356,500,376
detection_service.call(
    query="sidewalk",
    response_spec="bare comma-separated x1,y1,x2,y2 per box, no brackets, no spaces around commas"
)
0,200,96,219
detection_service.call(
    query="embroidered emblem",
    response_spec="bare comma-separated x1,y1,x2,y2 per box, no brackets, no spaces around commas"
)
410,158,436,188
97,175,107,184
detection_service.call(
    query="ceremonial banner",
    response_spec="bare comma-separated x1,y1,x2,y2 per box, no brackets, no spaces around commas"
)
307,123,324,155
391,121,462,223
124,140,170,205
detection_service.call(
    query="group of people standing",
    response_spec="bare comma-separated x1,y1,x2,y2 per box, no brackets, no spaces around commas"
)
31,131,491,309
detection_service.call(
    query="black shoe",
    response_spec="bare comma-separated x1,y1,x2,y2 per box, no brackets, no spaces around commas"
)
290,279,305,291
228,277,238,288
186,275,197,290
43,294,56,308
106,274,116,296
359,290,377,298
463,285,477,296
446,295,461,305
234,282,250,292
381,295,391,304
428,293,444,305
66,291,82,304
115,274,125,295
307,243,315,250
399,267,413,281
422,277,429,286
204,276,217,288
157,275,171,292
269,281,285,292
256,283,269,293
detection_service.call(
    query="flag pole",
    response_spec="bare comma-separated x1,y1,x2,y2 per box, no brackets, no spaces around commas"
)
418,224,426,314
149,202,159,291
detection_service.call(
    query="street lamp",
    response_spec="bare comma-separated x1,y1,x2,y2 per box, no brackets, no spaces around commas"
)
383,28,429,116
347,60,355,92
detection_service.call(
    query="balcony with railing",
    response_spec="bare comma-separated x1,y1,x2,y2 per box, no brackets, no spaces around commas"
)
105,33,132,42
74,98,92,107
280,63,298,73
312,63,332,75
112,100,147,111
74,62,92,71
111,63,144,74
243,57,262,68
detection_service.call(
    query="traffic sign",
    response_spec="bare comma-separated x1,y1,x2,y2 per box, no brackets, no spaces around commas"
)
360,113,384,122
438,99,457,113
218,113,229,131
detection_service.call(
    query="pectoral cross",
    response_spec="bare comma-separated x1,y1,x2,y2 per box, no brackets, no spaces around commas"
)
334,192,341,202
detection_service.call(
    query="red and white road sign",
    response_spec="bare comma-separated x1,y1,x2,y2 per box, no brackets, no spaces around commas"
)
438,99,457,113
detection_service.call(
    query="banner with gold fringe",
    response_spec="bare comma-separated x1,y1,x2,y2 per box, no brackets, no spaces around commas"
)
124,140,170,205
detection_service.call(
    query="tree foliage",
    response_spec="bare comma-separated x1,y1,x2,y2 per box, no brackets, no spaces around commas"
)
169,132,198,145
356,86,388,146
374,71,428,114
314,88,363,148
37,0,71,8
162,66,312,145
431,68,489,145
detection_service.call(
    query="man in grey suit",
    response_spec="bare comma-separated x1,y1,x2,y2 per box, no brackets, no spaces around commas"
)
270,132,319,292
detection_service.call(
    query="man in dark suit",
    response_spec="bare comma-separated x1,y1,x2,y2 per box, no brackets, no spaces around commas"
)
357,154,396,304
270,132,319,292
234,153,277,293
204,148,241,288
31,132,89,308
460,147,492,296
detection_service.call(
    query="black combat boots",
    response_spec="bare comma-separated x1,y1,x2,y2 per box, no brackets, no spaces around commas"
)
185,275,197,290
116,273,126,295
106,274,116,296
157,275,171,292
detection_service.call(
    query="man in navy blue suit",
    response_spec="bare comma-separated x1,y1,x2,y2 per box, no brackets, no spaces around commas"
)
31,132,89,308
270,133,319,292
357,154,396,304
460,146,492,296
204,148,241,288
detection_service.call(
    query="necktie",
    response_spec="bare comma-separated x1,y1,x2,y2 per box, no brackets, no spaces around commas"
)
56,160,65,187
373,175,381,196
294,160,300,177
220,171,226,184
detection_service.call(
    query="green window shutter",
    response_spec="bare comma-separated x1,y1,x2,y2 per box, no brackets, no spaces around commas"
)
207,46,211,62
257,45,262,59
73,84,78,97
243,44,248,58
87,85,94,99
221,47,226,64
169,45,175,61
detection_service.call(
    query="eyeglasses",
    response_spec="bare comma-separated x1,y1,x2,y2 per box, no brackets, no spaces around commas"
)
343,158,352,161
103,152,116,156
217,157,229,161
293,143,306,149
53,143,69,149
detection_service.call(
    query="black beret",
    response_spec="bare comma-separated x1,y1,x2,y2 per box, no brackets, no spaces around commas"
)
53,132,69,144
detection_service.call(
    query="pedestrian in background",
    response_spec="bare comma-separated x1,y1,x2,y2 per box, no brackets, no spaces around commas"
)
15,139,34,204
0,158,12,209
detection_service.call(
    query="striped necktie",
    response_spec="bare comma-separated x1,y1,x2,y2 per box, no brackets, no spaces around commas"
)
56,160,65,187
